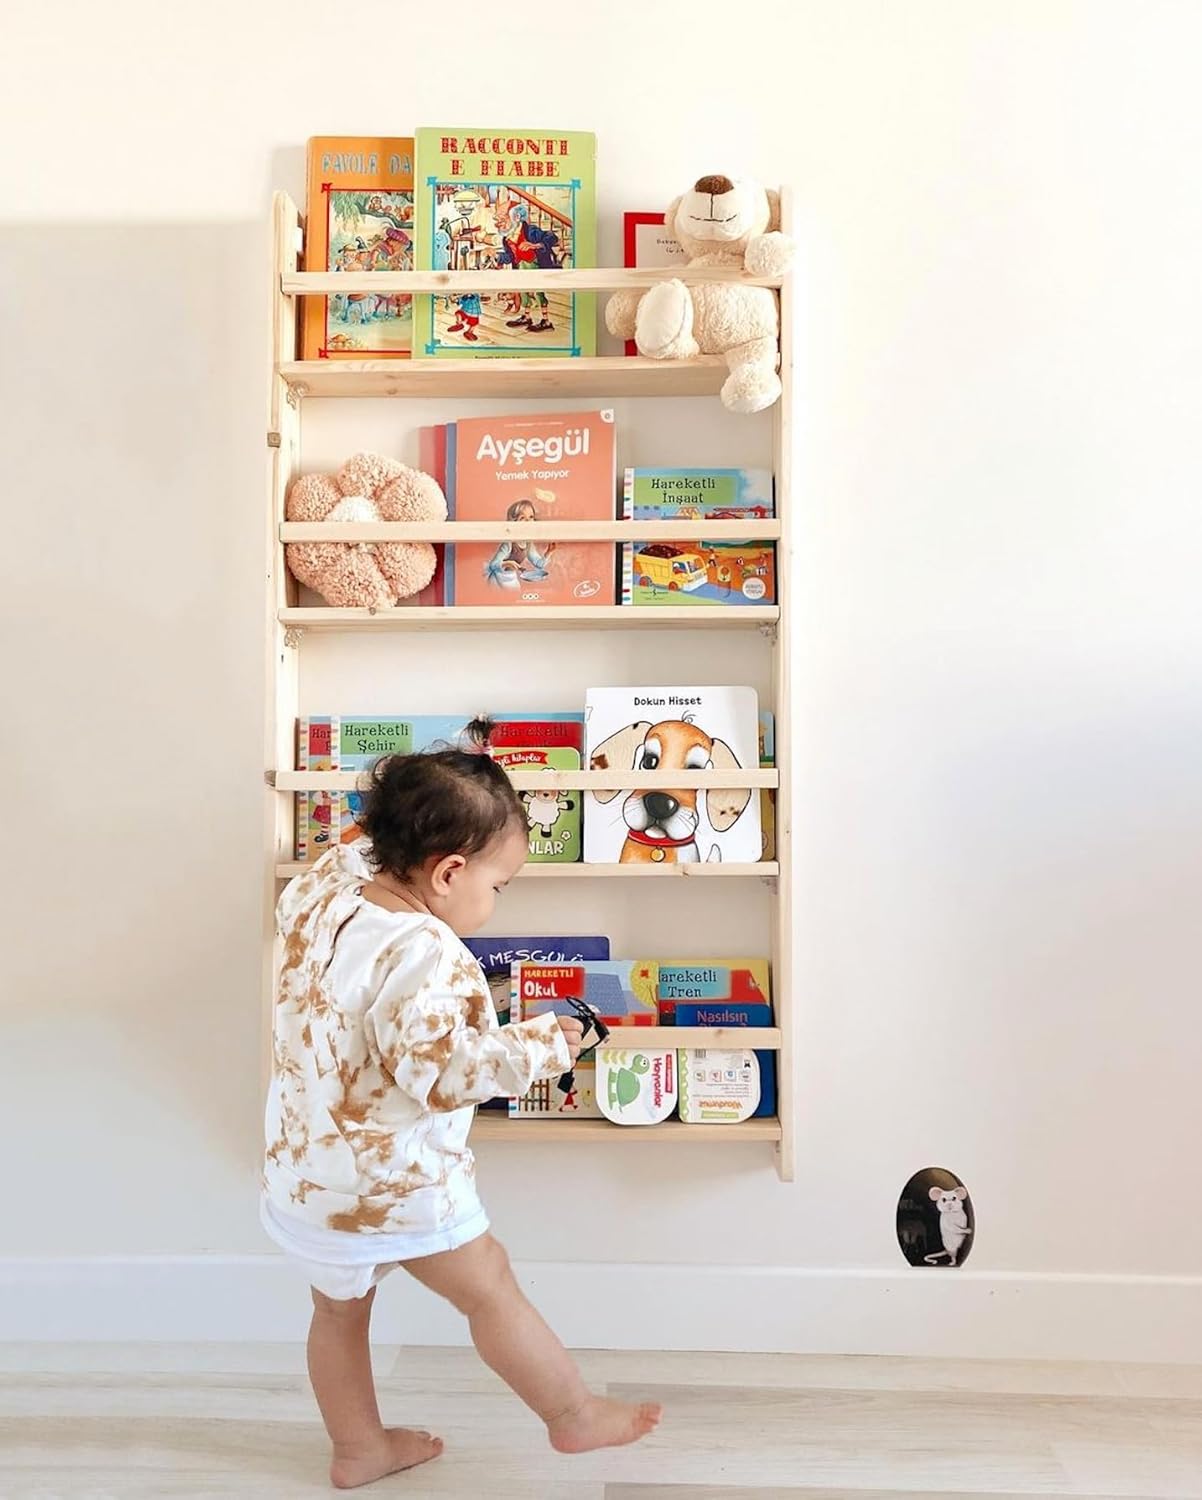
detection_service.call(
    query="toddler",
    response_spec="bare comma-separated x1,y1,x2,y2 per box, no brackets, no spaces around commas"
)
263,748,661,1488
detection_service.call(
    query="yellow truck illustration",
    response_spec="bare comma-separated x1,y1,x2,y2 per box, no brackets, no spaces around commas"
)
632,543,708,592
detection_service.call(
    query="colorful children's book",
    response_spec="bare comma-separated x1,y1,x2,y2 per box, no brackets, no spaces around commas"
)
465,935,610,1027
583,686,763,865
301,137,414,361
492,746,582,863
671,998,777,1119
759,709,776,862
621,468,776,608
449,410,617,608
415,424,449,606
412,129,596,358
622,212,687,357
293,712,585,861
465,934,609,1109
509,959,658,1120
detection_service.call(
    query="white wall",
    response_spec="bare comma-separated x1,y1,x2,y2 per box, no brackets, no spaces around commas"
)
3,0,1201,1358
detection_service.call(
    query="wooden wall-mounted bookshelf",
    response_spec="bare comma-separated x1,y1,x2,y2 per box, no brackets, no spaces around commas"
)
266,190,795,1179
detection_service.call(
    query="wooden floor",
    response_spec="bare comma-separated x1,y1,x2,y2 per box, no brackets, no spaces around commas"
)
2,1345,1201,1498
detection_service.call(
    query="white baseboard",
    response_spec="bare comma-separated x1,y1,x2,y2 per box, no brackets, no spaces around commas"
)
3,1257,1201,1363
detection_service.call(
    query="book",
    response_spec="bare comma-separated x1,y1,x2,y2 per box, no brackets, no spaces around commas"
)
465,933,609,1110
301,137,414,361
678,1050,762,1123
492,746,582,863
509,960,658,1120
622,212,687,356
671,998,777,1119
621,468,776,608
412,129,596,358
449,410,617,608
292,712,586,861
759,709,776,862
583,686,763,865
415,425,449,606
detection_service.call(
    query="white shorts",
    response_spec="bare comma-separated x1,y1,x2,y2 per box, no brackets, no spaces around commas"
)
261,1196,490,1302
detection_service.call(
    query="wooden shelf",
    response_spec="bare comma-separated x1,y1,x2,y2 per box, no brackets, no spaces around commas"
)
279,519,781,545
282,266,783,295
278,356,727,400
272,769,779,793
278,605,778,633
275,860,779,881
471,1116,782,1143
597,1026,782,1050
263,188,796,1180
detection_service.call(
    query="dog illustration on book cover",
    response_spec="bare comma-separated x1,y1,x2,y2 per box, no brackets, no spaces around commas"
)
588,714,754,865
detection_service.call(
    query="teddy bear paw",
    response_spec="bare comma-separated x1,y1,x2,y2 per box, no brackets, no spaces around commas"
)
635,279,698,360
745,230,795,278
721,364,782,415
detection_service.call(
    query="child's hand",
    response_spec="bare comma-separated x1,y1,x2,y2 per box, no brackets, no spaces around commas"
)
556,1017,585,1062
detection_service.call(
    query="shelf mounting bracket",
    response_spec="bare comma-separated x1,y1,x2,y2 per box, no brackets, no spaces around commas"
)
283,626,305,649
757,621,779,643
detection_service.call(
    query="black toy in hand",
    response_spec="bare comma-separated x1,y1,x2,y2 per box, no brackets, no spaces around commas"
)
556,996,609,1098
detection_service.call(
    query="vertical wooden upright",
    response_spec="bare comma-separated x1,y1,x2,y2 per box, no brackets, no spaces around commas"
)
772,188,795,1182
262,194,302,1073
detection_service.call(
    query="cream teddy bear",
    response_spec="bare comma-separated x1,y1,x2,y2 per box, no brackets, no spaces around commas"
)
605,174,793,414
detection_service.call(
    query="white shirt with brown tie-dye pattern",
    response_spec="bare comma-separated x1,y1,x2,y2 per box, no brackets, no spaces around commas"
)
264,843,569,1238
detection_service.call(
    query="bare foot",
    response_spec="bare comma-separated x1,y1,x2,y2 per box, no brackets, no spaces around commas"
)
548,1396,662,1454
330,1427,444,1489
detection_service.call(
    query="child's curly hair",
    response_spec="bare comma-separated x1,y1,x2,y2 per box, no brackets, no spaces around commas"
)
356,743,524,879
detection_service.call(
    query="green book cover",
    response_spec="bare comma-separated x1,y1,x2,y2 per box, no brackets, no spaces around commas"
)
492,746,582,863
413,129,596,358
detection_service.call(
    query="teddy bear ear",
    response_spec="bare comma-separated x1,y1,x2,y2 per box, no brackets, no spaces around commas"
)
764,187,782,233
663,194,683,238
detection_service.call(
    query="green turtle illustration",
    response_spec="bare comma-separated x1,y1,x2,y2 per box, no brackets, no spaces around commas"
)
607,1052,651,1111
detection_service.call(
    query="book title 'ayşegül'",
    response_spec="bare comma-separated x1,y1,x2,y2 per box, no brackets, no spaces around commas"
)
473,424,590,480
440,136,573,179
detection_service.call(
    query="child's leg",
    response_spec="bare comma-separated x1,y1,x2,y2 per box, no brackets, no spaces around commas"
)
308,1286,444,1490
404,1233,661,1453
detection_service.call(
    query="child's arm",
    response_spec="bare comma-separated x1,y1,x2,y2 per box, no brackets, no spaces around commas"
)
365,928,571,1113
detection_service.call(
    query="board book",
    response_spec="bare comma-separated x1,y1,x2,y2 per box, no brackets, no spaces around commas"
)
465,934,609,1110
621,468,776,608
293,711,584,861
449,410,616,608
622,212,687,357
509,960,658,1119
671,998,777,1119
493,746,582,863
583,686,763,865
301,137,414,361
413,129,596,358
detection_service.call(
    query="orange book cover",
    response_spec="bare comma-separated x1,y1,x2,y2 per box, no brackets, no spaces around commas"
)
450,409,616,606
301,137,414,360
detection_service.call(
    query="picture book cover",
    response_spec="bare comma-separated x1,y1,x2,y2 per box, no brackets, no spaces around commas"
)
678,1050,762,1124
415,424,449,605
671,997,777,1118
492,746,582,863
622,212,687,357
294,712,588,859
654,960,772,1021
509,959,658,1119
486,718,584,753
301,137,414,361
583,686,763,865
450,410,616,608
413,129,596,358
465,933,609,1109
621,468,776,608
759,709,776,862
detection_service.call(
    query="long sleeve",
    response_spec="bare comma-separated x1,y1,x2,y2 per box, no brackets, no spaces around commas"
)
364,924,570,1113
